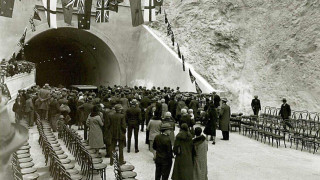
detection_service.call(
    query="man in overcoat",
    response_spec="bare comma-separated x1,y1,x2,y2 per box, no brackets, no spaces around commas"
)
219,98,231,140
251,95,261,115
279,98,292,129
126,99,142,153
108,104,127,165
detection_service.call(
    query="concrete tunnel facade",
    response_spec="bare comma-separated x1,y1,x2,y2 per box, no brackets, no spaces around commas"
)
1,0,215,93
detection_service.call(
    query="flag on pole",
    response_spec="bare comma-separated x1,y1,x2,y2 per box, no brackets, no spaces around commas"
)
144,0,155,22
164,9,168,24
29,18,36,32
0,0,15,18
42,0,57,28
62,0,73,25
177,43,181,58
16,49,25,60
167,23,172,36
108,0,118,12
182,54,185,71
96,0,109,23
77,0,85,14
171,33,174,46
189,69,196,83
195,81,202,94
78,0,92,29
153,0,163,6
33,7,41,20
17,27,27,48
129,0,143,27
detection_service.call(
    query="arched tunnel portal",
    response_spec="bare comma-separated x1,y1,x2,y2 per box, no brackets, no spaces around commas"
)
24,27,121,87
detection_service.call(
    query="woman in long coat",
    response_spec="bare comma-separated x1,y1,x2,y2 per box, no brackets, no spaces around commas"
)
172,123,195,180
86,105,104,153
204,103,218,144
193,127,208,180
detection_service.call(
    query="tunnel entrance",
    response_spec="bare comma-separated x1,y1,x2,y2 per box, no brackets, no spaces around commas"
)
24,27,121,87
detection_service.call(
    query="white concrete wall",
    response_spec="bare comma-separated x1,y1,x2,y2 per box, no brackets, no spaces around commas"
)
5,70,36,99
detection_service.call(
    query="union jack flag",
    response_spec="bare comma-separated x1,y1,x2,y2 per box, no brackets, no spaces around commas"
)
65,0,75,9
78,0,85,14
96,0,109,23
29,18,36,32
195,81,202,94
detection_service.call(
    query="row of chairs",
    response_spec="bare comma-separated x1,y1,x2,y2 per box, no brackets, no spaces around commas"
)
35,114,83,179
60,123,138,180
241,114,320,154
12,119,39,180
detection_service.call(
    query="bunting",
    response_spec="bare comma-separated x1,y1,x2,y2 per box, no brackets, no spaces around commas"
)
73,0,79,7
17,27,27,48
144,0,155,22
0,0,15,18
195,81,202,94
42,0,57,28
167,23,172,36
182,54,185,71
153,0,163,6
33,7,41,20
77,0,85,14
171,33,174,46
177,43,181,58
96,0,109,23
78,0,92,29
29,17,36,32
189,69,196,83
108,0,118,12
62,0,73,25
164,9,167,24
129,0,144,27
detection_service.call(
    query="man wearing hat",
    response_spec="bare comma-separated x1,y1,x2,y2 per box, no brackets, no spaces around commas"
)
251,95,261,115
37,84,51,120
219,98,231,140
108,104,126,165
153,123,174,180
125,99,142,153
77,96,94,140
279,98,292,129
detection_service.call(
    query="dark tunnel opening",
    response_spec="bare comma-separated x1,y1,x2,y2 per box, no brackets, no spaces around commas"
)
24,27,121,88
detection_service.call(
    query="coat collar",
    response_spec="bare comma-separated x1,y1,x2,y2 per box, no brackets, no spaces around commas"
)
193,135,206,145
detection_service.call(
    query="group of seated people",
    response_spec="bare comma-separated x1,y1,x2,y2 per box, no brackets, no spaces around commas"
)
13,83,231,180
0,59,35,77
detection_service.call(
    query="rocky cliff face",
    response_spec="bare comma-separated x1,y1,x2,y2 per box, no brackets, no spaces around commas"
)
149,0,320,113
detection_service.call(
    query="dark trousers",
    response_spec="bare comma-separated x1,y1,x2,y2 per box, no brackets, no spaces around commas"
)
127,125,139,151
253,109,259,115
105,144,111,157
84,124,88,140
222,131,229,140
282,119,293,129
146,130,150,145
110,140,124,164
141,110,146,131
39,109,47,120
155,162,172,180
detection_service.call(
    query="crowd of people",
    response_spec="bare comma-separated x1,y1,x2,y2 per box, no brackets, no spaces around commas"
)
13,83,234,180
1,59,35,77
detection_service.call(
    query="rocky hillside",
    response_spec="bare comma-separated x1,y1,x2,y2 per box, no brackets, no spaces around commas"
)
149,0,320,113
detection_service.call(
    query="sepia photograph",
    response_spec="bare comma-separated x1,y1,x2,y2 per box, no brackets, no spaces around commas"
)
0,0,320,179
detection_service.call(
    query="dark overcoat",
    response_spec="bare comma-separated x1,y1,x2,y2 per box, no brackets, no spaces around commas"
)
172,130,194,180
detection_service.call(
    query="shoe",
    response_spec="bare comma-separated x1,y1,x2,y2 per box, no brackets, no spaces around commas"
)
110,162,113,166
119,161,126,165
141,130,144,132
135,149,139,153
105,154,110,158
212,142,216,145
127,150,130,153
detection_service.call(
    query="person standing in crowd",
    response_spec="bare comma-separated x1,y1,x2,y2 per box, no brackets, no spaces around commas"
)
102,103,113,158
76,99,85,130
176,95,186,123
189,95,199,121
172,123,194,180
108,104,126,165
120,93,130,113
193,127,208,180
25,94,34,127
147,103,163,160
37,84,51,120
161,99,168,119
145,103,156,145
59,98,71,127
153,123,174,180
279,98,292,129
251,95,261,115
162,112,175,146
168,95,177,122
180,108,195,136
204,102,218,144
78,96,94,140
219,98,231,140
140,91,151,132
49,94,60,132
86,105,104,154
126,99,142,153
12,96,23,123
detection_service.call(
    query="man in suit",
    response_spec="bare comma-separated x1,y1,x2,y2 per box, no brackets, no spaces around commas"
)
140,91,151,131
219,98,231,140
108,104,126,165
126,99,142,153
37,84,51,120
251,95,261,115
77,96,94,140
279,98,292,129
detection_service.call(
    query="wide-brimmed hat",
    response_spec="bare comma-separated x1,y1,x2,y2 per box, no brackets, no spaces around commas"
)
164,112,172,118
254,95,258,98
0,107,28,159
282,98,287,102
114,104,123,111
221,98,228,102
160,123,172,131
